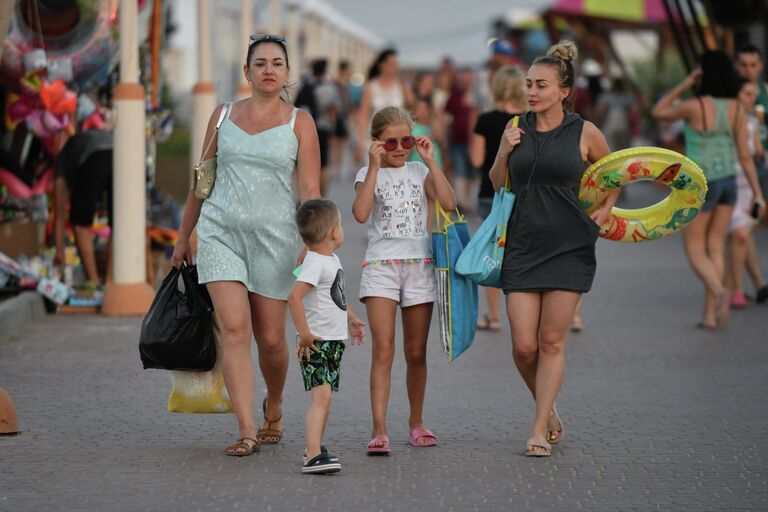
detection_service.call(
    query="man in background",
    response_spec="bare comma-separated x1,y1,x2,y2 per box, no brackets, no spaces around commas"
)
53,97,113,288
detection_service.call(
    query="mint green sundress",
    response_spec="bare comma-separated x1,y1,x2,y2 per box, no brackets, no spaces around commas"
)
197,107,300,300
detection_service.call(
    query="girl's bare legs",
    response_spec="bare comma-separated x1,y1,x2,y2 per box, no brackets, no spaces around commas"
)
402,302,433,442
366,297,398,445
728,227,751,295
745,236,767,292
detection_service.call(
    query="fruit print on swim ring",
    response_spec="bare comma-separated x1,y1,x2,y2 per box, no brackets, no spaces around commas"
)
579,147,708,243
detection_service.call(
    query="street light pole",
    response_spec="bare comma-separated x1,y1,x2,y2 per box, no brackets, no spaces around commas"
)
101,0,155,316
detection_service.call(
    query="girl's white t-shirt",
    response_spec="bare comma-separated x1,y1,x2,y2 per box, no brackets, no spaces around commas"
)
355,161,431,262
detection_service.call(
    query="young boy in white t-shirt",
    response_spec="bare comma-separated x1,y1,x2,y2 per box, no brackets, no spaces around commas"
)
288,199,366,474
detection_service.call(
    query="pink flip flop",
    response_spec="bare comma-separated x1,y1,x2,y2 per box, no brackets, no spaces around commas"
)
367,434,391,455
409,426,437,447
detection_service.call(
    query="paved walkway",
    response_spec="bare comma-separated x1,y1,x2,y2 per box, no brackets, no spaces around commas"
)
1,179,767,511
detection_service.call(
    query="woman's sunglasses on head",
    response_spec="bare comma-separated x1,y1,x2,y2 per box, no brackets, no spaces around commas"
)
379,136,416,152
249,34,287,47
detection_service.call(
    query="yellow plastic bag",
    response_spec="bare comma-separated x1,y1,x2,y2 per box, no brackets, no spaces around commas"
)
167,318,234,413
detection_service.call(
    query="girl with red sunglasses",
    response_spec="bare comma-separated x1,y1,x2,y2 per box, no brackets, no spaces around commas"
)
352,106,456,455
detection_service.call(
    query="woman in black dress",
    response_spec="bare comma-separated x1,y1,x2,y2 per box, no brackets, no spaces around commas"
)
489,41,617,457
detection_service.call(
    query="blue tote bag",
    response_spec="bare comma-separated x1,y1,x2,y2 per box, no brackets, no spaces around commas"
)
456,117,518,288
432,202,478,362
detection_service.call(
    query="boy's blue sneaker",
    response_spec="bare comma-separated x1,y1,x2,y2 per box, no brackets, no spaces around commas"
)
302,445,339,465
302,453,341,474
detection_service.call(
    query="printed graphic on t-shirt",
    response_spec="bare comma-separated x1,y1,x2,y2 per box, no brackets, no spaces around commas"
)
377,180,394,200
330,269,347,311
377,175,425,238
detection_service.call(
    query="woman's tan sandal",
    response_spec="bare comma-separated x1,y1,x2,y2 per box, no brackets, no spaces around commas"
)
477,314,501,331
525,437,552,457
547,410,565,444
225,437,260,456
256,397,283,444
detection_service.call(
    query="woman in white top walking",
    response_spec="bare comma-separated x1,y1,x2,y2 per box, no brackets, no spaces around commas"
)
357,49,415,162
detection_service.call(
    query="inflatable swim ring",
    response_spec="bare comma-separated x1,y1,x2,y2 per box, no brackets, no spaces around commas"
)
1,0,120,92
579,147,708,242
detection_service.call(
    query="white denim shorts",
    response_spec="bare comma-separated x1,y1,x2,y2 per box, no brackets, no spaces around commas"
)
359,260,436,307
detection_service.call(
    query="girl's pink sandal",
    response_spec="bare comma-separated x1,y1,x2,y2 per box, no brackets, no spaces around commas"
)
409,426,437,447
367,434,391,455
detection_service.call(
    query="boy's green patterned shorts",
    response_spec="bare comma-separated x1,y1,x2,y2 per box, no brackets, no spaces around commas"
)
299,339,346,392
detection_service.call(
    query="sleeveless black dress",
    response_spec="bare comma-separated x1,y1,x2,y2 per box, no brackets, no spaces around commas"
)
501,111,601,293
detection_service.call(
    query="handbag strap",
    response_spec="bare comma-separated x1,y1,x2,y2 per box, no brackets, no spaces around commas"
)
434,200,462,232
505,116,519,191
198,102,232,162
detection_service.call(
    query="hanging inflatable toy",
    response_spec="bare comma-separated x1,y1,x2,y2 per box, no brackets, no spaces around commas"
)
1,0,120,93
579,147,708,242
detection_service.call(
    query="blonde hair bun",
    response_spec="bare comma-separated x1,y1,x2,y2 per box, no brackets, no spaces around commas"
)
547,40,578,64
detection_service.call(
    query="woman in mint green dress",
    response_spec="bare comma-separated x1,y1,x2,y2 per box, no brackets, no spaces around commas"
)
171,36,321,456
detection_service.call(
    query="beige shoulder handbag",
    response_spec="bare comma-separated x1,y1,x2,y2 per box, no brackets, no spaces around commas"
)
193,102,232,199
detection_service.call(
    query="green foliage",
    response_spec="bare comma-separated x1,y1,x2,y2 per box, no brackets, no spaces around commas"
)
157,127,189,161
630,52,690,133
630,52,689,103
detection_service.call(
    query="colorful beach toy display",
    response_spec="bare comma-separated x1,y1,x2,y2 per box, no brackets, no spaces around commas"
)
579,147,708,242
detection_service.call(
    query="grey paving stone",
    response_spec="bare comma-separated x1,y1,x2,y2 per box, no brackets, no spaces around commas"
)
1,180,767,511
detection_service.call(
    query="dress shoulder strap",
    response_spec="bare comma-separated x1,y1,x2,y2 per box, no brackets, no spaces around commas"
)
697,96,707,131
216,102,233,129
289,107,299,129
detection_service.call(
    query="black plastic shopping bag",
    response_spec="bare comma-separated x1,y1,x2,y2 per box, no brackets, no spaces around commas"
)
139,265,216,371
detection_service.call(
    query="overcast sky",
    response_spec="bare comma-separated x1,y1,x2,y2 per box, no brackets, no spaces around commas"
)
174,0,550,68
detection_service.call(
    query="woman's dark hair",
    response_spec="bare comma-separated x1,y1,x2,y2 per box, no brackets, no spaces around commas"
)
532,40,578,110
698,50,738,98
368,48,397,80
246,39,289,68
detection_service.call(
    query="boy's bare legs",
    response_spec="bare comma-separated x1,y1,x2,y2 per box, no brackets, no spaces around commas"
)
305,384,333,460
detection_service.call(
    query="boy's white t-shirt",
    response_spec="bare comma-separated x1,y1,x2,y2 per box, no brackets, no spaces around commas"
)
354,160,431,262
296,251,348,340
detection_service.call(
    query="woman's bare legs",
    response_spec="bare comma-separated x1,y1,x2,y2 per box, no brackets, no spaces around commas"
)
530,291,581,449
571,297,584,331
506,291,580,454
506,292,542,395
248,293,289,436
207,282,257,445
682,208,729,326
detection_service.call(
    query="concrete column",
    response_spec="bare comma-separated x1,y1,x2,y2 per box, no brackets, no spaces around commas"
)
191,0,217,172
303,13,317,62
285,2,301,86
327,24,339,78
267,0,281,34
102,0,155,316
236,0,253,100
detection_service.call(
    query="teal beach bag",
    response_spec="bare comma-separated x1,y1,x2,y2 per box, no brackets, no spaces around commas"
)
432,202,478,363
455,117,518,288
